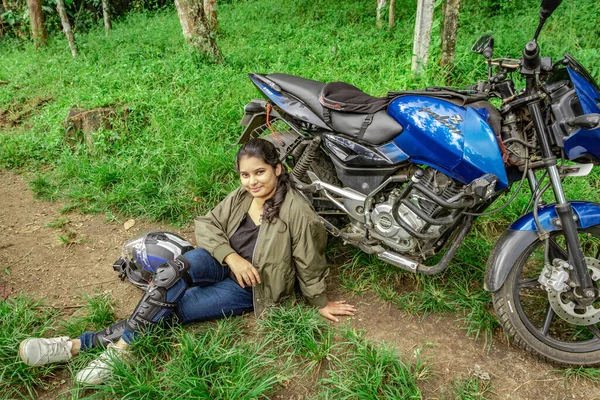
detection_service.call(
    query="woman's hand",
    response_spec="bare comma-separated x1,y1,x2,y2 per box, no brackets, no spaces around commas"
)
224,253,261,288
318,300,356,322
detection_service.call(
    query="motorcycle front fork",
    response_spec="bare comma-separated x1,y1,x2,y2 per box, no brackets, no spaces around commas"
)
528,101,595,298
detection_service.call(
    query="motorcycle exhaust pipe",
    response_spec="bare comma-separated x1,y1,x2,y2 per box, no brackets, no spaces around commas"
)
377,251,419,272
306,171,367,202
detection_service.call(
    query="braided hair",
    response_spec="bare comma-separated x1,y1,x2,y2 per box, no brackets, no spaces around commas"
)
235,139,295,223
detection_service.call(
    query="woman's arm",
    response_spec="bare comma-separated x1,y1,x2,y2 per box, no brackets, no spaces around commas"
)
194,189,241,264
290,199,356,322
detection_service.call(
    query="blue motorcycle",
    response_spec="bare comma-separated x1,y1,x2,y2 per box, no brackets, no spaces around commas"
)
238,0,600,366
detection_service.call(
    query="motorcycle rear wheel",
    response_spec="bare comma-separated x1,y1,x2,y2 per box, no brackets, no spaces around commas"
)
493,226,600,366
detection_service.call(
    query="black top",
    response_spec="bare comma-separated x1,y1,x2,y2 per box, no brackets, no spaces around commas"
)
228,214,260,290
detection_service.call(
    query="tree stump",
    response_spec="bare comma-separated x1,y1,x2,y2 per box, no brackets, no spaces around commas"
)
64,107,127,150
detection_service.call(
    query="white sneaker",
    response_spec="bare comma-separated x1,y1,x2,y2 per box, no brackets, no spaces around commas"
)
75,344,127,385
19,336,73,366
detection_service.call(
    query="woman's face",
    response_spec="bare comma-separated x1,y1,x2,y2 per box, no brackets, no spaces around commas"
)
238,156,281,201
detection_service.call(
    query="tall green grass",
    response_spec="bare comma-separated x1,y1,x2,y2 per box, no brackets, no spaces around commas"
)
0,292,116,399
1,0,598,223
314,328,429,399
2,296,435,399
2,1,600,391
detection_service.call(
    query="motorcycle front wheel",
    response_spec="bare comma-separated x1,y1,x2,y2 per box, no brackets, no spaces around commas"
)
493,226,600,366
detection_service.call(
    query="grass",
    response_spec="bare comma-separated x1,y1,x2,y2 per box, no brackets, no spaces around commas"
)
0,295,61,399
552,366,600,388
258,303,333,366
1,297,436,399
444,376,494,400
314,327,429,399
336,239,500,346
1,0,597,225
1,0,600,396
58,230,89,246
45,217,70,229
62,292,119,339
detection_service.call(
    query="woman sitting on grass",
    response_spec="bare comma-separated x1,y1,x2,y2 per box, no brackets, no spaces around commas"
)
19,138,356,385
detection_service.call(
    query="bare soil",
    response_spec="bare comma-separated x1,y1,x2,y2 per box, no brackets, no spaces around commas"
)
1,169,599,400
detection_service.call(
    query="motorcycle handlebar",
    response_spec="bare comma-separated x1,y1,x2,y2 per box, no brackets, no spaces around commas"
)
490,58,520,70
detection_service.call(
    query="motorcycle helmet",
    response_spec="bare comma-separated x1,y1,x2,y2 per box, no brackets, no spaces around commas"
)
113,231,194,290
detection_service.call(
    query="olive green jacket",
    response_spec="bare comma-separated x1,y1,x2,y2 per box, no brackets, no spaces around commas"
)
194,187,329,317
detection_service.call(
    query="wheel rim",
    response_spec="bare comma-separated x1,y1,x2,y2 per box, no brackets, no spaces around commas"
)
510,227,600,353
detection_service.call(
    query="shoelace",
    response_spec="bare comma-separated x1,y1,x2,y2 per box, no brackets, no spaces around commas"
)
46,338,70,357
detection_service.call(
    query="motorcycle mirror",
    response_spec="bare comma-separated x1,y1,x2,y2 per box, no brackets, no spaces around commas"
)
540,0,563,20
471,34,494,59
534,0,563,41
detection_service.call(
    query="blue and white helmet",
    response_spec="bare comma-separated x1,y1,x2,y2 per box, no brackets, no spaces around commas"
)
114,231,194,289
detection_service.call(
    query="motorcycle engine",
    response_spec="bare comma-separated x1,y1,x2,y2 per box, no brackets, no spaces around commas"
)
371,200,423,252
369,168,463,253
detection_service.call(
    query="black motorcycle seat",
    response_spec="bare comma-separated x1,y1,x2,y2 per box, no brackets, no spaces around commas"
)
266,73,325,118
266,73,403,145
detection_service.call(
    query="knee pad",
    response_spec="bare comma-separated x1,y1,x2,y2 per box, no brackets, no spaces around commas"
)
154,255,192,288
93,319,127,348
126,256,190,332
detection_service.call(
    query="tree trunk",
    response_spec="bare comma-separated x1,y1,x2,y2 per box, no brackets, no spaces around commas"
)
441,0,460,71
174,0,222,61
411,0,435,75
204,0,216,32
102,0,112,36
376,0,386,29
56,0,77,57
389,0,395,28
27,0,46,47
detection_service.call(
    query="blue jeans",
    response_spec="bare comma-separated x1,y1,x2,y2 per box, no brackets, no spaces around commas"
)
78,248,253,350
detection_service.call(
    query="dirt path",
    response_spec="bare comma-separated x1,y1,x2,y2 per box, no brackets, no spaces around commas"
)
1,169,598,400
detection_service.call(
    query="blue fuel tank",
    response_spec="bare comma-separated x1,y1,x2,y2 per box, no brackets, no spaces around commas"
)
387,95,508,190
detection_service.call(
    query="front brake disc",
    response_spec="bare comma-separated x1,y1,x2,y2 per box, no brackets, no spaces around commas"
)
547,258,600,326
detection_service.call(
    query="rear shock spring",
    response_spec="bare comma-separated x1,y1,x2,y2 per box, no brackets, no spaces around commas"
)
292,137,321,181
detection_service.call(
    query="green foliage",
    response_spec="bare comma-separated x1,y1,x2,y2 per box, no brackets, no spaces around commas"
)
314,327,428,399
62,291,118,338
0,0,174,40
2,294,436,399
1,0,598,224
259,303,333,367
29,173,60,200
2,2,600,395
163,321,286,399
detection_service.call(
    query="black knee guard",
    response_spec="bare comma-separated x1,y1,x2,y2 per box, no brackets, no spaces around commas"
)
125,256,190,332
93,319,127,348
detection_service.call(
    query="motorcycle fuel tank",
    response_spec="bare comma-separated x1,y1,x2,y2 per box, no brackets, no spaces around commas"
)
387,95,509,190
563,59,600,162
